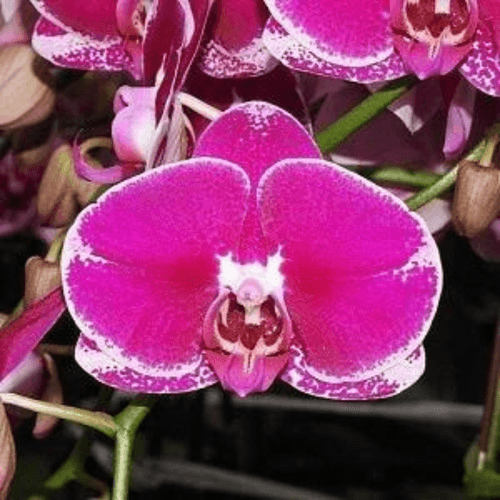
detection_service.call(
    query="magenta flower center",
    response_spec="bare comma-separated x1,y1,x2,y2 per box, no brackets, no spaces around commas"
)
402,0,475,54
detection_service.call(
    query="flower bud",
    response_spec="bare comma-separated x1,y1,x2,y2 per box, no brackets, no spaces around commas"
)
452,160,500,238
0,44,55,129
24,256,61,308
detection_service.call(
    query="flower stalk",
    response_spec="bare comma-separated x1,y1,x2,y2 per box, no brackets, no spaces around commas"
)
111,395,157,500
0,393,116,438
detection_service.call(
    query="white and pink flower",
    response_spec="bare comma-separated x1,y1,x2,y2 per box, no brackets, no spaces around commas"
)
61,101,442,399
262,0,500,96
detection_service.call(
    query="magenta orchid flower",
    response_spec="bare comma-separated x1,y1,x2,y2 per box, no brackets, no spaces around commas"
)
62,101,442,400
199,0,277,78
30,0,210,84
262,0,500,97
72,86,155,186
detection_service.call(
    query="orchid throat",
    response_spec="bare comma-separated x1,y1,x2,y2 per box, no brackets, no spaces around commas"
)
401,0,477,58
203,252,293,397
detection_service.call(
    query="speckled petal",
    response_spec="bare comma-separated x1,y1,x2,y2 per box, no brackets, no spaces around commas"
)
30,0,118,36
62,159,250,385
263,0,393,66
258,159,442,383
32,17,138,77
143,0,187,84
75,334,218,393
0,288,65,380
459,22,500,96
199,0,277,78
194,101,320,184
148,0,210,114
263,18,408,83
281,343,425,400
479,0,500,48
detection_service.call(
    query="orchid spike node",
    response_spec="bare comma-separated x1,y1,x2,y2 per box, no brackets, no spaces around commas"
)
61,101,442,400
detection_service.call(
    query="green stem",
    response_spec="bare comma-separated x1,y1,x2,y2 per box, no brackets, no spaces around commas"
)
405,123,500,211
369,167,441,188
405,166,458,211
111,395,157,500
0,393,116,438
479,133,500,167
28,388,114,500
315,75,417,154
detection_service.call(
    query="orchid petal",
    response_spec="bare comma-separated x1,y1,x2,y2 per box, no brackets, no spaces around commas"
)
75,334,217,393
263,0,393,66
443,77,477,159
368,79,443,134
281,343,425,400
32,17,139,77
0,351,44,395
30,0,118,36
73,141,141,184
142,0,187,85
263,18,408,83
1,0,21,21
258,159,442,382
0,8,29,44
312,82,439,167
200,0,277,78
0,287,65,380
112,86,156,163
62,159,251,385
151,0,210,116
194,101,320,184
460,22,500,97
480,0,500,48
393,35,473,79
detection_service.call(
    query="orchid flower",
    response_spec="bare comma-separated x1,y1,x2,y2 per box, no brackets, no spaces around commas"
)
262,0,500,97
61,101,442,399
199,0,277,78
29,0,210,84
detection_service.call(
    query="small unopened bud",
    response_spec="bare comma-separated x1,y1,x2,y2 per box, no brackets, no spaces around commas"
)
24,256,61,308
0,44,55,129
452,160,500,238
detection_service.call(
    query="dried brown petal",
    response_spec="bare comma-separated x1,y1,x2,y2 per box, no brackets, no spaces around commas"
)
452,160,500,238
0,44,55,129
0,402,16,500
24,256,61,308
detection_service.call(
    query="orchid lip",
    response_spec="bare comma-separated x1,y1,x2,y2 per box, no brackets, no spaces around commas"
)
400,0,477,54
